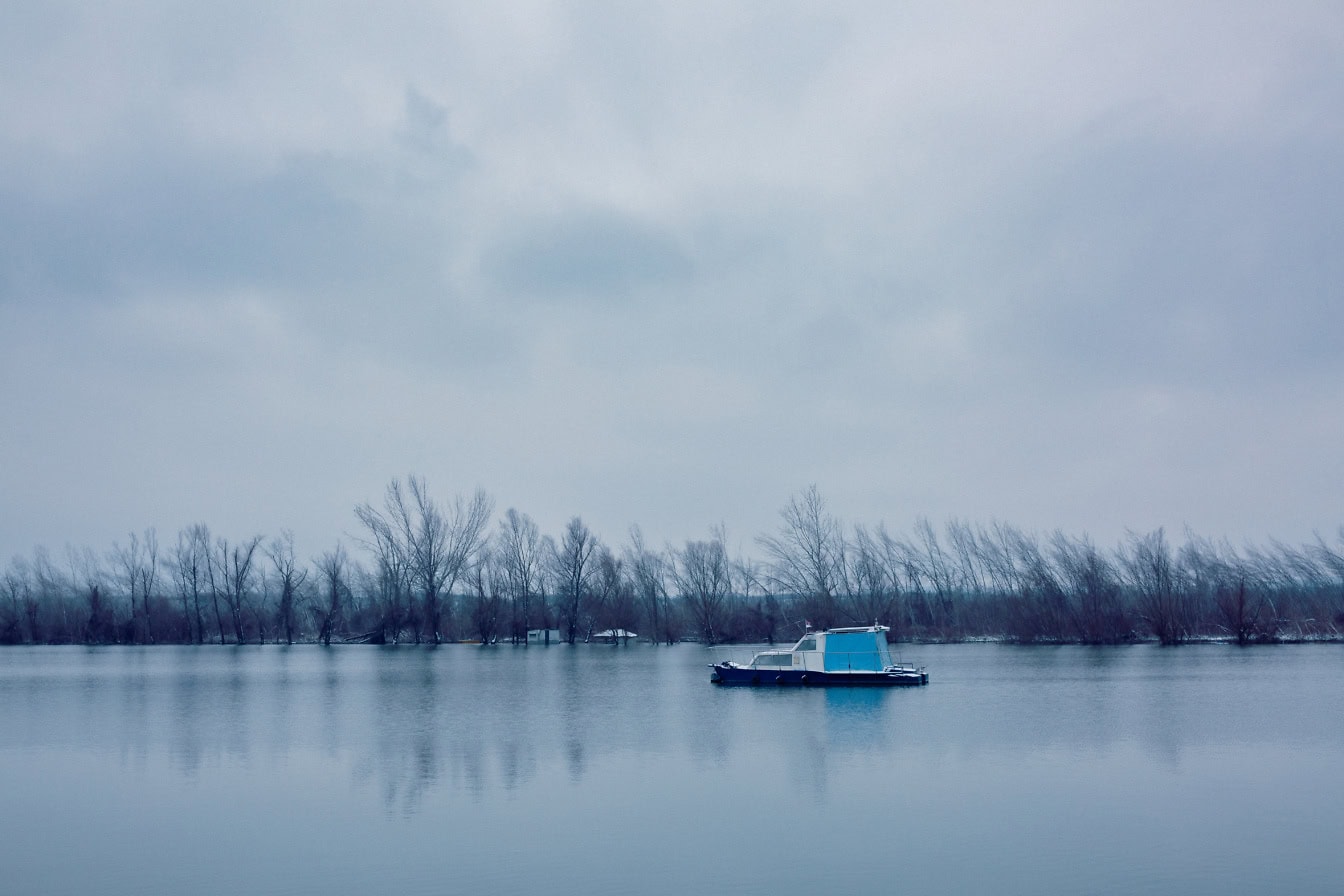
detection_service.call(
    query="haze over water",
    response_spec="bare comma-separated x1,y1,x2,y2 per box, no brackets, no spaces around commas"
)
2,643,1341,895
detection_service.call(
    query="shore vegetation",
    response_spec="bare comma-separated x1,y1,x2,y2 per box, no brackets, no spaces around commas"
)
4,482,1342,647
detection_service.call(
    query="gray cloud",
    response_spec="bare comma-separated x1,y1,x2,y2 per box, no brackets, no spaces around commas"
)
979,126,1344,392
2,1,1342,562
484,207,693,300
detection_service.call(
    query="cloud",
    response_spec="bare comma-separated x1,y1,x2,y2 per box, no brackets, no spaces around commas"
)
973,116,1344,393
483,207,693,300
2,1,1343,562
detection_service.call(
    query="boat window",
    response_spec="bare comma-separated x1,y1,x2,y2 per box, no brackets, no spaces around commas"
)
822,631,883,672
752,653,791,667
797,638,816,652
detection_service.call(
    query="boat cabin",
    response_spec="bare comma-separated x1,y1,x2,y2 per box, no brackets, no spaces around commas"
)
747,626,895,673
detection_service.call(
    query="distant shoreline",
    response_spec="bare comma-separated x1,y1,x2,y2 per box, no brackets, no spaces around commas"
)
5,483,1341,649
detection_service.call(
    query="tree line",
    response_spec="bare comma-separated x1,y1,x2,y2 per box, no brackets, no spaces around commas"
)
3,482,1342,647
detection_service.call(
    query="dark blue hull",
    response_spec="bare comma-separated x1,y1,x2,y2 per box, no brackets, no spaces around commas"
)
710,663,928,687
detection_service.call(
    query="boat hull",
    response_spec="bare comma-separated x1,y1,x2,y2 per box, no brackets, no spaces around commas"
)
709,663,927,687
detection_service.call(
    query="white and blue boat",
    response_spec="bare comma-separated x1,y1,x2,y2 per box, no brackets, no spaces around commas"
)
709,624,928,686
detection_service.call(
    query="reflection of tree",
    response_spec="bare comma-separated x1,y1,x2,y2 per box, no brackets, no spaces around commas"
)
713,687,908,797
371,648,448,814
9,644,789,818
497,736,536,792
318,645,342,754
160,646,256,773
171,651,204,775
565,738,585,782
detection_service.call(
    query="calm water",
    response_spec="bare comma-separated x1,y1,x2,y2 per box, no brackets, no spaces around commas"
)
1,642,1341,895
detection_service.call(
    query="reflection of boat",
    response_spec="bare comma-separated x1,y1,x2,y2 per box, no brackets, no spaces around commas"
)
709,625,928,686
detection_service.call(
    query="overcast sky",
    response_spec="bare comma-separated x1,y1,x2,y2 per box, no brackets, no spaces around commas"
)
2,1,1342,565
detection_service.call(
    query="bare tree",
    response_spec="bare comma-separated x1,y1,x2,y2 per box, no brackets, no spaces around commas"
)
36,549,66,642
211,535,263,644
911,518,962,636
1215,576,1266,645
356,477,493,644
1051,532,1129,644
496,509,545,643
730,551,777,643
111,529,159,643
945,518,988,597
604,556,639,643
533,543,556,641
671,531,733,644
357,478,422,641
170,524,211,643
252,566,274,644
138,530,159,641
267,530,309,645
1000,527,1071,642
1121,529,1190,645
468,550,504,644
8,550,55,644
757,486,844,630
314,544,349,646
841,524,901,629
551,517,597,644
589,546,635,642
203,532,228,644
354,491,412,643
1310,528,1344,634
108,538,137,642
1243,541,1303,639
1177,534,1258,643
971,521,1021,597
412,480,493,644
340,554,403,644
1,558,32,644
626,526,671,644
60,545,109,645
1268,537,1334,638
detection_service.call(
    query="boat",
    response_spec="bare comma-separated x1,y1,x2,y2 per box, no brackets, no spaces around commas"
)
709,624,928,686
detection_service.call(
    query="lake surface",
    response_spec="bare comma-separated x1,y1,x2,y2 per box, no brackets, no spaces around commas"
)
1,642,1342,895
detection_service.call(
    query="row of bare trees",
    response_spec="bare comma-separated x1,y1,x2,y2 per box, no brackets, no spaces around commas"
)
3,483,1343,646
750,487,1344,645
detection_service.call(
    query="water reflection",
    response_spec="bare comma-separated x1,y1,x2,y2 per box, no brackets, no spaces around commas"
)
7,643,1344,790
221,648,251,759
822,686,895,746
318,644,342,755
367,647,444,814
3,643,1344,896
170,651,203,775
